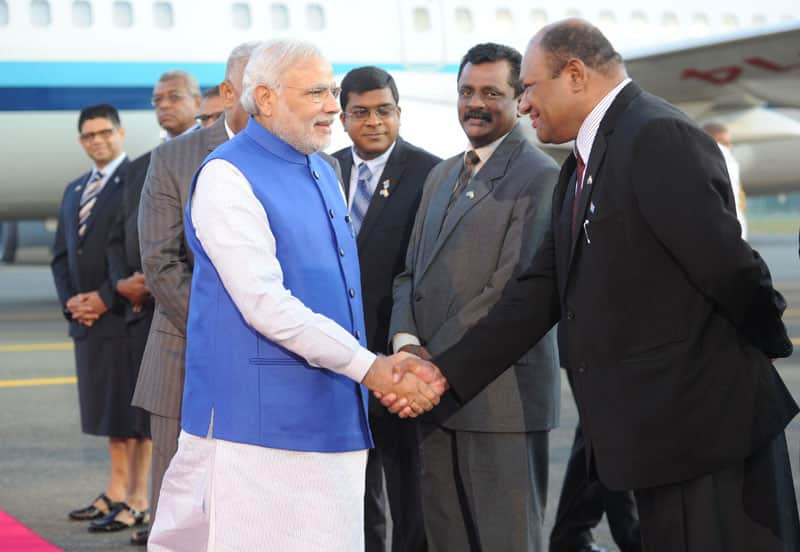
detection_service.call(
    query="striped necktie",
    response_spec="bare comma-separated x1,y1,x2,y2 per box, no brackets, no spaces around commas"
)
447,149,480,211
350,162,373,235
78,171,104,237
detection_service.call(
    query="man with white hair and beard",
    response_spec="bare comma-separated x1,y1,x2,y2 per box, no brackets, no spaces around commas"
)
148,40,447,551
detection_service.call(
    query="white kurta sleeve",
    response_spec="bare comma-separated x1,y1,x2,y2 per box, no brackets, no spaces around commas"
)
190,158,376,383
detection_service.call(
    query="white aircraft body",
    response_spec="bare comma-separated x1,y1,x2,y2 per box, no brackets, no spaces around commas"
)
0,0,799,233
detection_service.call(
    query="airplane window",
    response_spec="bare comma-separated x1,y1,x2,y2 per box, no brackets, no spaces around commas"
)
153,1,174,29
598,10,616,25
455,7,473,33
113,1,133,27
231,3,251,29
0,0,8,26
306,4,325,31
530,9,547,29
689,12,710,36
661,12,679,28
30,0,50,27
565,8,581,18
721,13,739,30
752,14,767,27
780,14,795,22
270,3,289,30
72,1,92,27
495,8,513,32
413,7,431,32
630,10,649,31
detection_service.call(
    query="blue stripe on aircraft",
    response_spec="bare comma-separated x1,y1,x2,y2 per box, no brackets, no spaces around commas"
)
0,61,459,87
0,87,154,110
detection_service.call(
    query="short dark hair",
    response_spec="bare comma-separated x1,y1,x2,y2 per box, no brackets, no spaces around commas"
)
78,104,121,131
538,20,623,78
457,43,523,97
202,85,221,99
339,66,399,110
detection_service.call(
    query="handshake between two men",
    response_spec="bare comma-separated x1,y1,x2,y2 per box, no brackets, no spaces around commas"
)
361,345,448,418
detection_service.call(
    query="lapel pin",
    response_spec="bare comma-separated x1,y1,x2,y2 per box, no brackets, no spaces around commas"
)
587,175,593,185
114,176,120,183
590,202,596,214
379,179,391,198
76,185,83,192
466,190,475,200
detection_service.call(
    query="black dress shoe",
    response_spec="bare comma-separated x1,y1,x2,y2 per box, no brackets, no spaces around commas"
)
130,528,149,545
68,493,119,521
579,545,609,552
88,503,150,532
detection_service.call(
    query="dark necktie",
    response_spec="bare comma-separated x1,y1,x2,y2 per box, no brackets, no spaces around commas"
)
571,152,585,235
350,162,373,235
78,171,104,237
448,150,480,210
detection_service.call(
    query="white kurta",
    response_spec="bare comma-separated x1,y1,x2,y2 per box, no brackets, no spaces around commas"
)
148,157,374,551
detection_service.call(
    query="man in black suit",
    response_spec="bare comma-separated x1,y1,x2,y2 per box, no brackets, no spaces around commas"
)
388,19,800,552
333,66,440,552
51,104,150,530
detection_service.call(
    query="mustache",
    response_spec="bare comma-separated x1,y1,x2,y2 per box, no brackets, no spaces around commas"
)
463,110,492,122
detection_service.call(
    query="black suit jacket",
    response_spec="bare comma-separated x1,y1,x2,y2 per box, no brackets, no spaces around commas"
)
435,82,797,490
333,137,440,355
51,159,129,339
107,151,154,325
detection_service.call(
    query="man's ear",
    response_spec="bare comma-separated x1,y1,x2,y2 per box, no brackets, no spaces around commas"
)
219,80,235,110
564,58,588,92
254,84,275,117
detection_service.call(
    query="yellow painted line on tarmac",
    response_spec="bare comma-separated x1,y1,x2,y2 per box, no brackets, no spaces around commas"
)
0,376,76,388
793,338,800,346
0,342,73,353
785,309,800,319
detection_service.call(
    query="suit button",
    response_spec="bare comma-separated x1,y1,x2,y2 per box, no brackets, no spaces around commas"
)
313,170,320,179
329,209,335,219
77,248,83,255
345,215,351,223
578,362,587,373
339,248,345,257
349,288,355,298
566,311,575,320
414,292,422,302
355,330,361,339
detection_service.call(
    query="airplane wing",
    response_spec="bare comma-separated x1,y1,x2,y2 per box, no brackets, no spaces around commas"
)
625,21,800,111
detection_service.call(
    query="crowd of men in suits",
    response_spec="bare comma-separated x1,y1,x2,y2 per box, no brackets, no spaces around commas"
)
51,17,798,552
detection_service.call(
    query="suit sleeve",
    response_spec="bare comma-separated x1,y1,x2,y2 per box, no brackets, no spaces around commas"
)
432,186,562,405
50,192,75,318
633,119,791,357
426,163,558,355
138,147,193,334
388,164,440,347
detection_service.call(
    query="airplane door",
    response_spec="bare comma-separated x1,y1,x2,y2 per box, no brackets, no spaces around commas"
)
399,0,446,66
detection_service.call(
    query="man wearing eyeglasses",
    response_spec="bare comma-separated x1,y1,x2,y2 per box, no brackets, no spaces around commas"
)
52,104,152,533
388,43,560,551
332,66,440,552
148,40,446,551
197,85,224,128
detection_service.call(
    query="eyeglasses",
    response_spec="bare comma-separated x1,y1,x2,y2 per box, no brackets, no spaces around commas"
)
458,88,508,103
196,111,223,124
79,128,115,142
346,105,398,121
151,92,190,107
283,85,341,103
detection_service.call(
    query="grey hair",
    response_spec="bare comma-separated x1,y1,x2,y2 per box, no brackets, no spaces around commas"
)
225,41,262,82
157,69,201,98
240,39,324,115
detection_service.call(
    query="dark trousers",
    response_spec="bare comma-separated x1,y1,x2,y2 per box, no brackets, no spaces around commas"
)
635,432,800,552
420,423,549,552
550,423,641,552
364,411,427,552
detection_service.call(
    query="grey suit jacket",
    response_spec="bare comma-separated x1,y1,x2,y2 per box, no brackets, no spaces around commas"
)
390,124,561,432
132,117,343,418
132,118,229,417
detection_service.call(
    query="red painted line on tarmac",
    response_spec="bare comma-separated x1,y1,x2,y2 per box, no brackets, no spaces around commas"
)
0,509,61,551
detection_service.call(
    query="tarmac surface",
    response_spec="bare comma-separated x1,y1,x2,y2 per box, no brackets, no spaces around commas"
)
1,233,799,551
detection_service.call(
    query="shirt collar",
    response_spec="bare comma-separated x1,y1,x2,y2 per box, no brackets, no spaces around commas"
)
92,152,126,182
224,118,235,139
351,140,396,173
575,78,631,163
468,130,511,174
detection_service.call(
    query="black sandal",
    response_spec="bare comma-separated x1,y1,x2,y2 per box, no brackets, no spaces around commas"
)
68,493,119,521
88,502,150,532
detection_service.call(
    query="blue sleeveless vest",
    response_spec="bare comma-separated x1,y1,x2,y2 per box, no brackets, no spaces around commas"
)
182,118,372,452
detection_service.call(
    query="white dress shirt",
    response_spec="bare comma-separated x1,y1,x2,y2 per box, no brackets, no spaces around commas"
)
347,141,396,208
575,77,631,170
190,158,376,383
90,151,127,190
